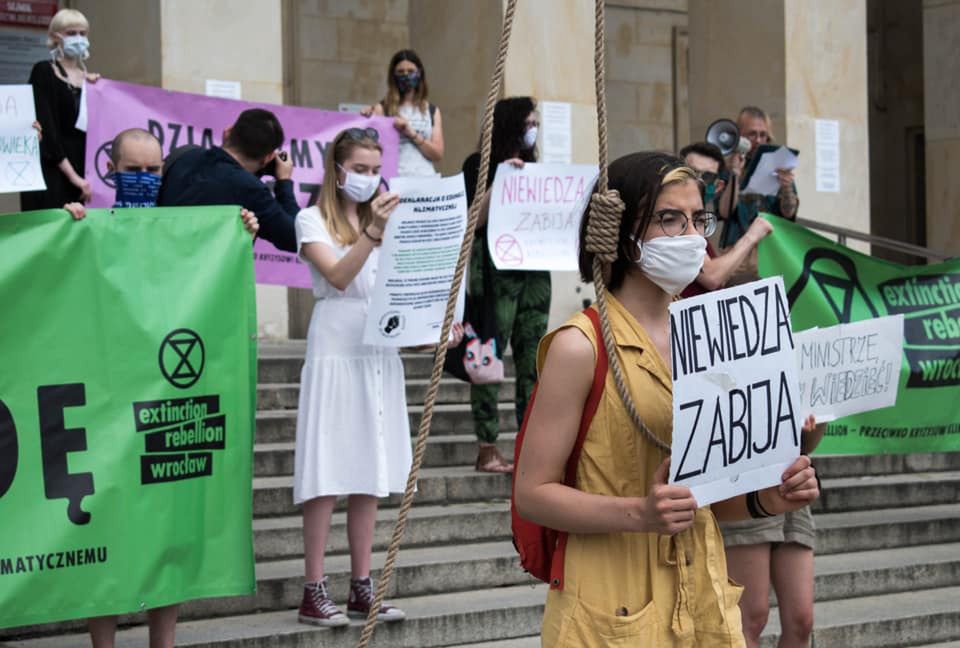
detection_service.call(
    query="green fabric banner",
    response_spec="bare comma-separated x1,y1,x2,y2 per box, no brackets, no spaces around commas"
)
758,214,960,454
0,207,257,629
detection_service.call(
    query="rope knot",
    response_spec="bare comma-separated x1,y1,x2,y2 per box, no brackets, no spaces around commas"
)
584,189,625,264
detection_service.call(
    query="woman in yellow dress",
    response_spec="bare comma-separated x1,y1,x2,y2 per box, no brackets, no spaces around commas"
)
514,151,820,647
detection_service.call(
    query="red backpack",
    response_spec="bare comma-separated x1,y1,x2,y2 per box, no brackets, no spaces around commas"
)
510,308,608,590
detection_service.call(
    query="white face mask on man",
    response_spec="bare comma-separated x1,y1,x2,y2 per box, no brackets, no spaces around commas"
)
634,234,707,295
336,164,380,203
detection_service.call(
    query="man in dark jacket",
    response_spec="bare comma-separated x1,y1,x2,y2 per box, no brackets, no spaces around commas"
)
158,108,298,252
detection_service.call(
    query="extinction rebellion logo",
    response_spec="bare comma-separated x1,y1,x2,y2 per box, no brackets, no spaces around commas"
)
132,329,226,485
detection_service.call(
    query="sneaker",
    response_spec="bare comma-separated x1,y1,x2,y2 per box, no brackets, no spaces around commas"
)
298,578,350,627
347,576,406,622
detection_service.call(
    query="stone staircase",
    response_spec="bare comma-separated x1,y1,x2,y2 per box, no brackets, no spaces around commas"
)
3,340,960,647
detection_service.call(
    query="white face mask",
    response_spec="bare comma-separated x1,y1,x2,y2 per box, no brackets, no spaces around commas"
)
60,34,90,60
337,165,380,203
635,234,707,295
522,126,537,150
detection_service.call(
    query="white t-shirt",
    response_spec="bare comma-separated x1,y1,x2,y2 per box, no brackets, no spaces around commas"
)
396,103,438,177
295,205,379,300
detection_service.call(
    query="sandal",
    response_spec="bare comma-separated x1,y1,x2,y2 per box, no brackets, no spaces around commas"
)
475,443,514,473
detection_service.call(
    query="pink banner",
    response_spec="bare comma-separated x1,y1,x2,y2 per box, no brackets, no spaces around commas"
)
84,79,399,288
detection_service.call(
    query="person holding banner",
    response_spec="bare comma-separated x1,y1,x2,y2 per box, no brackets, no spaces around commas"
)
514,151,819,647
292,127,409,626
461,96,550,474
363,49,443,177
21,8,99,211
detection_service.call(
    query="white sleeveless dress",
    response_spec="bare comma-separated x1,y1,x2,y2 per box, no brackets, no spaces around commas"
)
292,205,412,503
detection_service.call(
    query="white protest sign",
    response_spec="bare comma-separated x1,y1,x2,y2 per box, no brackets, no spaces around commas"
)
669,276,802,507
0,84,44,193
795,314,904,422
363,173,468,347
487,162,598,271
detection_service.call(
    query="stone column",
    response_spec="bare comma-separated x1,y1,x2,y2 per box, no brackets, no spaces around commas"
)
922,0,960,256
159,0,290,339
688,0,871,238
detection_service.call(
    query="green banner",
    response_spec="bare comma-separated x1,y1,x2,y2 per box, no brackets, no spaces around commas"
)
0,207,257,629
758,214,960,454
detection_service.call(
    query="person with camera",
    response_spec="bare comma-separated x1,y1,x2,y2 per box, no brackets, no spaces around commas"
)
157,108,298,252
292,127,410,626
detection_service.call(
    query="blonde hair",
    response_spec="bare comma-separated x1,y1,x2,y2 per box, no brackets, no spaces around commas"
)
319,130,383,246
47,9,89,49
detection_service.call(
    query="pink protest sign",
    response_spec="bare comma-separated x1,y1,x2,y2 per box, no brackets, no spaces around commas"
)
84,79,398,288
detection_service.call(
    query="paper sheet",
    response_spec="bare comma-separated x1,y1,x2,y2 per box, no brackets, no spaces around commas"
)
743,146,799,197
0,83,45,192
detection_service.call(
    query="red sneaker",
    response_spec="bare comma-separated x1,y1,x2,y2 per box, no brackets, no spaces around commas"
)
298,578,349,627
347,577,406,622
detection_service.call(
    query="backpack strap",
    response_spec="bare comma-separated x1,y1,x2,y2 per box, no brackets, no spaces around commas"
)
549,307,609,589
429,102,437,125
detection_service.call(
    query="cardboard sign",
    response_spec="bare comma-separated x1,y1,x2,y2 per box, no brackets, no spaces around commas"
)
794,315,904,423
486,162,597,271
363,174,468,347
669,276,802,507
0,84,44,193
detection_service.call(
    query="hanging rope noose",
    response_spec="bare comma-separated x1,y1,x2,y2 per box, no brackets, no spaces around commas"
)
584,0,670,454
354,1,518,645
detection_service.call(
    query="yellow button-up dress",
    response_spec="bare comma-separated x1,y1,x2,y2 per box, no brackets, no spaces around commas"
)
538,296,745,647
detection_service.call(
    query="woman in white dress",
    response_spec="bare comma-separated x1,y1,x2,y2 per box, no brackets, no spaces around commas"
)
293,127,410,626
365,49,443,177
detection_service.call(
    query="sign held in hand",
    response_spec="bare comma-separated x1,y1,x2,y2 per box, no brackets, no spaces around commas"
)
794,314,904,422
0,84,45,193
669,276,802,507
487,162,598,271
363,174,468,347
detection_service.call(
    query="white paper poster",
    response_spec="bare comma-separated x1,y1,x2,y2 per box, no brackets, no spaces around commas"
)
743,146,799,197
204,79,242,100
363,174,468,347
486,162,598,272
815,119,840,193
669,276,802,507
795,314,904,422
539,100,572,164
0,83,44,193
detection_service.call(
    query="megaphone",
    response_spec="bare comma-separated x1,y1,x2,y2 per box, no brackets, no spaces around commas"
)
705,118,741,156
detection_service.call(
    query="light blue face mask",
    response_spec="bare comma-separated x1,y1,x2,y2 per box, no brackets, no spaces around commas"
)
112,171,161,208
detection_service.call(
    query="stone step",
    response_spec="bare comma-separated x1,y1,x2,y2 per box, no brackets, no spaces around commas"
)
810,471,960,514
253,467,512,518
257,352,516,384
249,501,960,562
257,379,515,410
759,586,960,647
253,502,511,561
254,435,517,477
251,468,960,519
446,639,539,648
815,503,960,555
224,540,960,621
812,452,960,479
255,404,518,443
1,584,546,648
12,582,960,648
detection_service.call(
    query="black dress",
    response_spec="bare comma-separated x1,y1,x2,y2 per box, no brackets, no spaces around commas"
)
20,60,85,210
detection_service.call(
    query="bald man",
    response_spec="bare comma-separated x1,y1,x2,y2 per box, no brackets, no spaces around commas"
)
65,129,258,235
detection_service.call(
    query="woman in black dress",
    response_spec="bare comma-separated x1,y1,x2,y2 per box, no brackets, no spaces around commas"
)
21,8,99,211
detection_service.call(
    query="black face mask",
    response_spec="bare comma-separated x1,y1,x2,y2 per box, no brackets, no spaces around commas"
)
393,72,420,94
